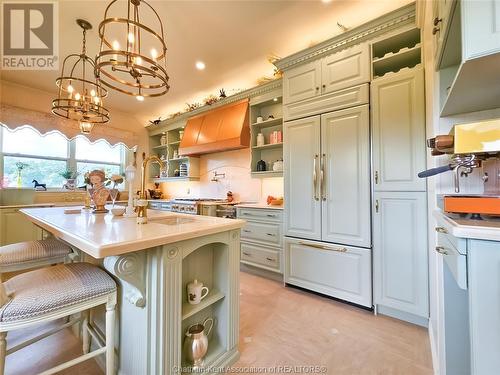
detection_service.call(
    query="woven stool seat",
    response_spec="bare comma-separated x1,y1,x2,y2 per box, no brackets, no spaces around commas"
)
0,239,71,269
0,263,116,323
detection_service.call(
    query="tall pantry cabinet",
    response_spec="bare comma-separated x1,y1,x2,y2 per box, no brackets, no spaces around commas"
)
371,66,428,323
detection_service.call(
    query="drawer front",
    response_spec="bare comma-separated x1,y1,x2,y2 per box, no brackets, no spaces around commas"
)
284,238,372,307
434,221,467,255
241,221,282,246
437,232,467,290
237,208,282,223
241,243,281,272
284,84,369,121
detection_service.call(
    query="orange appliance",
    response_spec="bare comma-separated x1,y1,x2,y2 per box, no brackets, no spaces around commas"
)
444,195,500,216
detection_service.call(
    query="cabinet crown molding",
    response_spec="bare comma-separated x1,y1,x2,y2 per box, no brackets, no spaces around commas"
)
274,2,416,71
147,79,282,134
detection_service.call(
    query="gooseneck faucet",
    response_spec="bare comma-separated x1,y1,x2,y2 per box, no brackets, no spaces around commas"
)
137,155,167,224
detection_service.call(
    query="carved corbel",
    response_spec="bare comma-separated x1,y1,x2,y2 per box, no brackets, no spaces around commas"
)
104,252,146,308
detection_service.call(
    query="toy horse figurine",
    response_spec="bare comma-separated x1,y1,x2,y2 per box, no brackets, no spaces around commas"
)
32,180,47,191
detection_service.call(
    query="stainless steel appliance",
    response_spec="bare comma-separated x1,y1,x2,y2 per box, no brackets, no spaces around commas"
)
149,198,238,218
171,198,236,216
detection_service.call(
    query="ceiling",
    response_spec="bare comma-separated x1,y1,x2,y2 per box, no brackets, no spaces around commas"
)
1,0,412,127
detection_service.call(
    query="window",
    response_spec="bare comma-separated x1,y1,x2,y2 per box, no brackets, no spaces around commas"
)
1,126,128,188
75,138,123,187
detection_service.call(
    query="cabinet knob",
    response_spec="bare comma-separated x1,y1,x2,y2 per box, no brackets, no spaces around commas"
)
432,26,440,35
316,86,320,91
433,17,442,26
435,227,448,234
322,84,326,89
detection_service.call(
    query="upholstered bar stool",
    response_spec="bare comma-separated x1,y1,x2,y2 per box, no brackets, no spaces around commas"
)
0,238,74,280
0,262,117,375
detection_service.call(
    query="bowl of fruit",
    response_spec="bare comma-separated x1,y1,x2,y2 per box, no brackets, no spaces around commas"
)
267,195,284,206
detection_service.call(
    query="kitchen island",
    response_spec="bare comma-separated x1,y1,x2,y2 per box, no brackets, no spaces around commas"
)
20,206,245,375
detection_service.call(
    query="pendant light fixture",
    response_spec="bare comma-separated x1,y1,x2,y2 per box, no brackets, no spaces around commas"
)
95,0,170,101
52,19,110,134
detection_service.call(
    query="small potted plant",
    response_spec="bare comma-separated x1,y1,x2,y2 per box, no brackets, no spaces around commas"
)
60,170,79,190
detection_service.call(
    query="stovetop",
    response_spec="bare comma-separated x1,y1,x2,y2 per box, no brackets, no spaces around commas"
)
173,198,228,203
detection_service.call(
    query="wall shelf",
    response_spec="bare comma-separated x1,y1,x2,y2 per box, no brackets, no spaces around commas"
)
182,289,225,321
251,117,283,128
149,126,199,182
152,144,168,150
250,171,283,177
252,143,283,151
249,88,284,177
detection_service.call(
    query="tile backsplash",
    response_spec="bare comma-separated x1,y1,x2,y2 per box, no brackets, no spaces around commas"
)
159,148,283,202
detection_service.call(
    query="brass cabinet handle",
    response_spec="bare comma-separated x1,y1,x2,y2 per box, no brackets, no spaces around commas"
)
266,233,276,237
313,154,319,201
242,229,251,233
298,241,347,253
266,257,276,262
321,153,326,201
375,200,379,213
374,170,379,184
435,246,448,255
432,26,440,35
242,252,252,256
433,17,442,26
435,227,448,234
266,214,277,218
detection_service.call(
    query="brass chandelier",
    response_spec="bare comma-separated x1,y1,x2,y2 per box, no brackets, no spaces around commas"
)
52,19,110,134
95,0,170,101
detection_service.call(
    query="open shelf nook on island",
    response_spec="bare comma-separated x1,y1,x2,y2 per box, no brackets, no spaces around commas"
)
180,241,235,373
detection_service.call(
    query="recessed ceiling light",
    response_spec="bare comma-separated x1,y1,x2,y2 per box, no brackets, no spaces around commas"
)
136,95,144,102
321,0,332,3
195,61,206,70
273,97,278,102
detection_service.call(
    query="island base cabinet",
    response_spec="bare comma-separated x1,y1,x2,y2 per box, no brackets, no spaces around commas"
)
373,191,428,324
284,237,372,307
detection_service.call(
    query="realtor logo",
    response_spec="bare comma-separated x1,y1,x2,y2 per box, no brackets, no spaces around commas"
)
1,1,58,70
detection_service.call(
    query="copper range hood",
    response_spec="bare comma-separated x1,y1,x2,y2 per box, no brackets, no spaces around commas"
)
179,99,250,156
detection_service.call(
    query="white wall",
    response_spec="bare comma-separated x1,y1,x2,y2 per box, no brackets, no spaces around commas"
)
159,148,283,203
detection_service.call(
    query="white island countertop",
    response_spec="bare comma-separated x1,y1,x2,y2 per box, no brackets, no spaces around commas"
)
21,206,245,258
434,210,500,242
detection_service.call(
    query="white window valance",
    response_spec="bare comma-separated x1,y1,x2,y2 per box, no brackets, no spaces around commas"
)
0,104,138,149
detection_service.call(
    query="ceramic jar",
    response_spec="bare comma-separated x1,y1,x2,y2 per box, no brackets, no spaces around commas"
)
256,133,265,147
